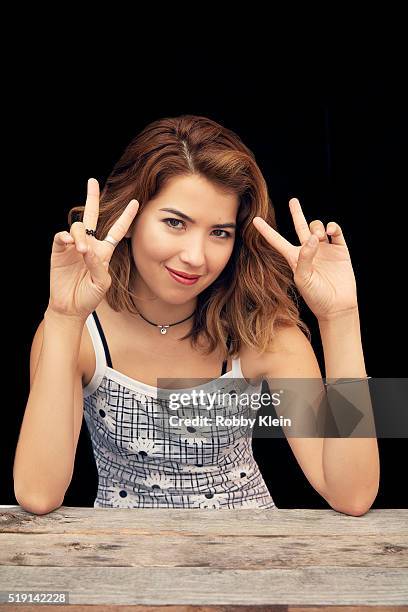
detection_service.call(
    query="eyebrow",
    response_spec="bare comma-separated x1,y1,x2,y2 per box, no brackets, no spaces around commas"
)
159,208,237,229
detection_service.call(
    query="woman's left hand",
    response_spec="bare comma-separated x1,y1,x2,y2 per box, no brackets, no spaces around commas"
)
252,198,359,321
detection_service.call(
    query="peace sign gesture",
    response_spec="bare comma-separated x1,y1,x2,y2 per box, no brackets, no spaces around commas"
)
48,178,139,321
252,198,359,321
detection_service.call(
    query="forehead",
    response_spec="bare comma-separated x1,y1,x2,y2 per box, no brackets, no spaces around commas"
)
148,174,239,217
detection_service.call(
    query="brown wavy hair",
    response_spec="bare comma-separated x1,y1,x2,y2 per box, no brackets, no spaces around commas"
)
68,114,310,359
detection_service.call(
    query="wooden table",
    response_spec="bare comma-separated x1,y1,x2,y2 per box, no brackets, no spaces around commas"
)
0,506,407,610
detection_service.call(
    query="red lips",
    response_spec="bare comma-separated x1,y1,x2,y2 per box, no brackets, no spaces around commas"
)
165,266,200,279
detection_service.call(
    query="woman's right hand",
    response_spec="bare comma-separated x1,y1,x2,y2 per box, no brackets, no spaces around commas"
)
48,178,139,321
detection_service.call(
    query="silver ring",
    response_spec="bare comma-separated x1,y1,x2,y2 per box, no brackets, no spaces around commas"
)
103,234,119,247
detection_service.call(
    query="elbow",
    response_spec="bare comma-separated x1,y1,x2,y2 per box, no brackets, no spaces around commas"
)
14,490,63,516
330,493,377,517
331,502,373,517
327,482,380,517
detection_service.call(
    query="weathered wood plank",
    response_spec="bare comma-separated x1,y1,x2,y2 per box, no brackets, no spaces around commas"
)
1,509,407,607
1,534,407,568
1,508,407,536
0,606,406,612
0,567,407,606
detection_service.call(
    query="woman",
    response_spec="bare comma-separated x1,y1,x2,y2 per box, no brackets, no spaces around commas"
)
14,114,379,514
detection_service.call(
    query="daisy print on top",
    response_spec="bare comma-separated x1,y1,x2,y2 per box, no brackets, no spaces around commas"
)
82,310,277,510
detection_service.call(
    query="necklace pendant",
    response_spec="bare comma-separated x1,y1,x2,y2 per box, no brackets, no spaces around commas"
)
159,326,168,335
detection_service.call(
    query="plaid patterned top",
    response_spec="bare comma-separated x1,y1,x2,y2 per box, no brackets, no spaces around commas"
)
83,311,276,510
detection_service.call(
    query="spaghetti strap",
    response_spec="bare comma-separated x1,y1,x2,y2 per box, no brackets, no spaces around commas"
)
221,333,232,375
83,312,110,399
92,311,113,368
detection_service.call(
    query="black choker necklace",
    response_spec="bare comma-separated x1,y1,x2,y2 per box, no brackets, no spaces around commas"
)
138,309,195,334
130,296,195,335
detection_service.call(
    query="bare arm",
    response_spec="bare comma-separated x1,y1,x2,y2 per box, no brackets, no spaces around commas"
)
262,323,378,516
12,179,138,515
13,308,86,515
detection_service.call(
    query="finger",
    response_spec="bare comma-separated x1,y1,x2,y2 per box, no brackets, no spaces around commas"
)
289,198,312,244
52,231,75,253
252,216,297,262
326,221,347,247
295,232,319,284
310,220,329,243
83,248,111,289
82,178,100,232
103,199,139,247
70,222,89,253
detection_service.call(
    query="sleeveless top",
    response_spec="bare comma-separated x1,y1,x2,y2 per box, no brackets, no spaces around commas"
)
82,311,276,510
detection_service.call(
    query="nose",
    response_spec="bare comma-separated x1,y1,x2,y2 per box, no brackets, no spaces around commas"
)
178,235,207,269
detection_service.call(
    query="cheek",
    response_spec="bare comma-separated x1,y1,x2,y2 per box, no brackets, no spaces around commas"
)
132,222,169,259
208,247,234,273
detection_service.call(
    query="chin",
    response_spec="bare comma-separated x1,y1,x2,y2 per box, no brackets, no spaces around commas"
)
162,290,200,304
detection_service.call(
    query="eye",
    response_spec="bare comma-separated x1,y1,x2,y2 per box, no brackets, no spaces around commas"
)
162,218,232,239
163,218,184,230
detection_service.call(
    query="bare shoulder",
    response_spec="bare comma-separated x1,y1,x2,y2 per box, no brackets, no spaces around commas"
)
77,302,112,386
77,298,119,387
77,319,95,385
265,324,311,355
253,324,321,379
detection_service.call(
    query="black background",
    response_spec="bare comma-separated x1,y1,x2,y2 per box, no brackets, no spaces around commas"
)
5,51,406,510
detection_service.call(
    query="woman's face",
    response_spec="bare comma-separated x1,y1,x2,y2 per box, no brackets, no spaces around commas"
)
126,174,239,304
